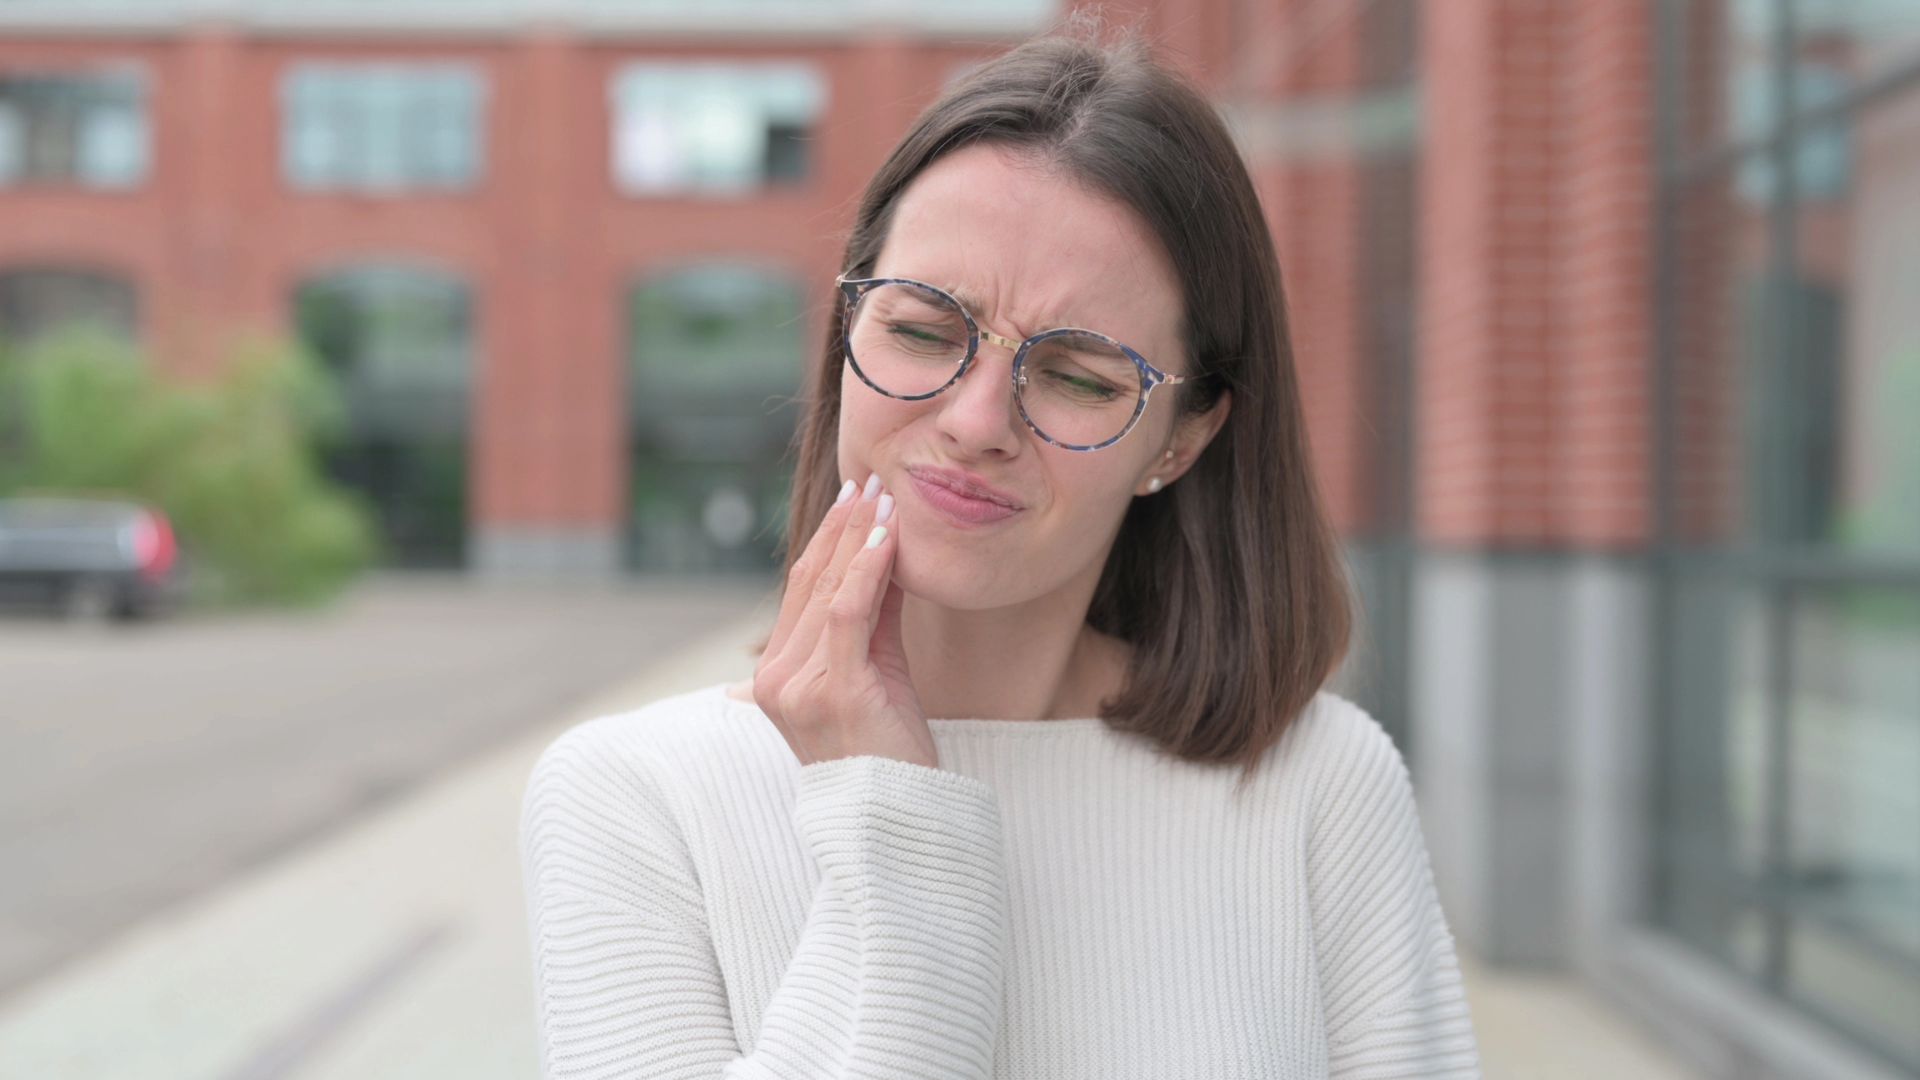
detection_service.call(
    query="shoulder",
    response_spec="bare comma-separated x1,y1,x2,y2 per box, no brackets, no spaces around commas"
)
1272,689,1415,828
523,681,786,815
521,682,770,921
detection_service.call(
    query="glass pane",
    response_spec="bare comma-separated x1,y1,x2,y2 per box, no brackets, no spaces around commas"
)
1667,160,1781,548
293,267,472,441
282,65,480,191
291,267,473,568
0,269,138,346
1798,0,1920,92
1655,569,1773,980
1811,89,1920,556
1782,585,1920,1071
0,72,145,187
625,266,805,573
628,265,806,415
1733,59,1852,203
77,97,146,188
611,62,825,195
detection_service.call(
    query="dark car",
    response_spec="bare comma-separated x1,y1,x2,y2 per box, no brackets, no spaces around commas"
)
0,495,190,620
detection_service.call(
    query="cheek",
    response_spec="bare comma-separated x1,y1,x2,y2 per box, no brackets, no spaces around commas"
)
839,379,928,457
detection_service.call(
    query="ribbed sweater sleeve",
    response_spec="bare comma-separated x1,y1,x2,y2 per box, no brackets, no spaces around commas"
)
1307,705,1482,1079
519,720,1010,1080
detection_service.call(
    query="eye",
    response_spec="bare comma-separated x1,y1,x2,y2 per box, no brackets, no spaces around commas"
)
1043,370,1121,400
887,323,960,347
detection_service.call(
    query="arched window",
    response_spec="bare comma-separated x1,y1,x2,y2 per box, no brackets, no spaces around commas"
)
626,263,807,572
293,265,472,568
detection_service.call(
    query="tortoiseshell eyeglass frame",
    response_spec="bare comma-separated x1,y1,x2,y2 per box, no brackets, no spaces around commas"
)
834,273,1197,453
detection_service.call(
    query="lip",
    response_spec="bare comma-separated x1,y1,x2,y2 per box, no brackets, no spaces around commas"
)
906,464,1024,508
905,465,1024,526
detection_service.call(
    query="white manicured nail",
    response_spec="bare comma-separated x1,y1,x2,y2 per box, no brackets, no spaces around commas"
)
862,472,882,500
834,478,855,505
865,525,887,549
875,492,894,524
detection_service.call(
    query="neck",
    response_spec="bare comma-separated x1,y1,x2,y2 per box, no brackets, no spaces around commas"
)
899,574,1124,722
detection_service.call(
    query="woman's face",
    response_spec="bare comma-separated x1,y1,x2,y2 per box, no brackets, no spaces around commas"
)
837,141,1228,612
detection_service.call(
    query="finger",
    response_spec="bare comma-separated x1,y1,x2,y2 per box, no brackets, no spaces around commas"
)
765,475,859,658
873,570,904,630
774,474,887,669
826,518,894,681
867,575,910,682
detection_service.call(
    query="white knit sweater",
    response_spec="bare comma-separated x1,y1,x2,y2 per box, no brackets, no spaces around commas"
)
519,680,1481,1079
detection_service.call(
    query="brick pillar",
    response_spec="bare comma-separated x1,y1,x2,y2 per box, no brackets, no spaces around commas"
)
472,28,622,577
163,23,250,380
1412,0,1658,966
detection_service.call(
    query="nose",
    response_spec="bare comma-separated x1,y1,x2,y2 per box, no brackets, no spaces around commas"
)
934,339,1025,455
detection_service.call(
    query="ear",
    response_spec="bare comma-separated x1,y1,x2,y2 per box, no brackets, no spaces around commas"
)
1136,388,1230,495
1167,384,1228,472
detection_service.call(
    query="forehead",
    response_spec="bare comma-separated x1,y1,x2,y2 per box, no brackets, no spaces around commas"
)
876,144,1183,348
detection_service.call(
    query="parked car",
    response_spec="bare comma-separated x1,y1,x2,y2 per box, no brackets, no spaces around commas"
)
0,494,189,620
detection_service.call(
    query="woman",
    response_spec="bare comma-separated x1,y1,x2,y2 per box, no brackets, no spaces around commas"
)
521,17,1481,1079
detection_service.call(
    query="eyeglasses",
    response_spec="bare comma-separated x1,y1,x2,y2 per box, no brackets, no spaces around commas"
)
835,273,1195,452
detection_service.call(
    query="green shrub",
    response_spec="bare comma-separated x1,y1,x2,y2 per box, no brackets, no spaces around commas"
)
2,324,381,608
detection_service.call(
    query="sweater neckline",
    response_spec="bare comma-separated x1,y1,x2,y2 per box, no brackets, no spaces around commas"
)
710,682,1111,730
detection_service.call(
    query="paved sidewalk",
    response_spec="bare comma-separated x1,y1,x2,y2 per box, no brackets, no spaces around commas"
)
0,609,1704,1079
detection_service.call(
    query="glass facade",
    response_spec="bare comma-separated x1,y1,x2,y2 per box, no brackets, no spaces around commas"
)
281,63,485,192
610,62,825,195
1655,1,1920,1071
0,70,148,189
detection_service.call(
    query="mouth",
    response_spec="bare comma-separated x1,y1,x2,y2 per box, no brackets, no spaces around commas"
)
905,465,1022,507
904,466,1024,527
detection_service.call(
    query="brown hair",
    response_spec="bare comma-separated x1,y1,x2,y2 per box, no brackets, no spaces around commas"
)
759,10,1353,788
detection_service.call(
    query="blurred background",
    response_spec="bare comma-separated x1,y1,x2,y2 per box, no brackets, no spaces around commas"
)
0,1,1915,1077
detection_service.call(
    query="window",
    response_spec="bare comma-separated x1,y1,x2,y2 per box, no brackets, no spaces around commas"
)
625,264,806,572
1654,3,1920,1071
0,70,148,189
293,266,473,568
610,62,826,195
0,267,138,346
281,63,485,193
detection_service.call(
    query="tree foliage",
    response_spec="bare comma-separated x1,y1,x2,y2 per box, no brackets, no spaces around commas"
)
0,324,380,607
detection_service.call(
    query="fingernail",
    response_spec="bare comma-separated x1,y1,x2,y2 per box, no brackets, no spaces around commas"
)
862,472,882,500
834,478,855,505
875,492,894,524
866,525,887,549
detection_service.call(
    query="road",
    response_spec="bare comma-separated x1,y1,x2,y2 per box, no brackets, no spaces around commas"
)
0,572,769,1004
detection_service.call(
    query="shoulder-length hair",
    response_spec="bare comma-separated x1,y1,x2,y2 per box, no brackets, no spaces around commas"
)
758,11,1354,787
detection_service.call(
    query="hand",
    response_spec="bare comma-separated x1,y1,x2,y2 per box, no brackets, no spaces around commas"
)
752,473,937,770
